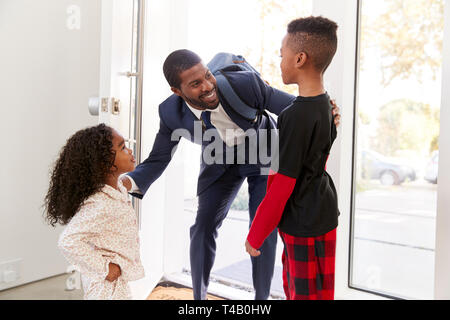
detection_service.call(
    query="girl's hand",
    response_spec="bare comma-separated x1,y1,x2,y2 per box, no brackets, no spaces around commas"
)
105,263,122,282
245,240,261,257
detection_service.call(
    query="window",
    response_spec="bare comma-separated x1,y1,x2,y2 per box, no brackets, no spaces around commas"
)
350,0,443,299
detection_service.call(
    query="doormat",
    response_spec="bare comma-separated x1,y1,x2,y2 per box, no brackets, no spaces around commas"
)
213,259,284,295
146,281,225,300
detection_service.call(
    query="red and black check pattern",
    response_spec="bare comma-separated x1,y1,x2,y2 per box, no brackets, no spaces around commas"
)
279,228,336,300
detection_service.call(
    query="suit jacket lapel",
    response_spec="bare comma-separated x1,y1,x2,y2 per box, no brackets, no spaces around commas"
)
181,100,199,135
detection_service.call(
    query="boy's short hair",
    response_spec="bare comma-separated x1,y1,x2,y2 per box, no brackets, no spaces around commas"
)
287,16,338,73
163,49,202,89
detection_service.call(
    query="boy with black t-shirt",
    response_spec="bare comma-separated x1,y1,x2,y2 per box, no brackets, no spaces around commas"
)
245,16,340,300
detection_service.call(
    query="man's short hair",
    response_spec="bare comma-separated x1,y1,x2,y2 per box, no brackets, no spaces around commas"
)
287,16,338,73
163,49,202,89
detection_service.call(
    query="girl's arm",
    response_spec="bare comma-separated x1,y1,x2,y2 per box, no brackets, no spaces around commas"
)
58,202,119,282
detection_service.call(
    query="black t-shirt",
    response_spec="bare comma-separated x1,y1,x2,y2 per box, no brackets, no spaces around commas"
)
274,93,339,237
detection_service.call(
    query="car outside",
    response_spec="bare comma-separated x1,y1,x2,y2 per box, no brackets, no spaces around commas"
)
361,150,416,186
424,151,439,184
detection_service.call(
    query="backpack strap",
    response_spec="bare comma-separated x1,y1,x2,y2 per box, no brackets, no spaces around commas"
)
215,71,258,121
207,52,260,75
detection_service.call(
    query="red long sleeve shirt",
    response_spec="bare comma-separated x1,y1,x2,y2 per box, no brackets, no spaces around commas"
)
246,170,296,249
247,93,337,248
247,159,329,249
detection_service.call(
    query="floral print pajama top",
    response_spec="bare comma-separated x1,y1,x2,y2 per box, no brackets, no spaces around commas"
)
58,180,145,300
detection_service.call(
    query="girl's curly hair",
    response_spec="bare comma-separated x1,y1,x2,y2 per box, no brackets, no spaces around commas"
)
44,123,116,226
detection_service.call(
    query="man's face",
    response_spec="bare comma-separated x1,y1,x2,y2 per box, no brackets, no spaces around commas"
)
172,62,220,110
280,34,299,85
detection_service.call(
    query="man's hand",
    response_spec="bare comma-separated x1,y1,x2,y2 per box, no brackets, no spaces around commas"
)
120,175,132,192
105,263,121,282
245,240,261,257
330,99,341,128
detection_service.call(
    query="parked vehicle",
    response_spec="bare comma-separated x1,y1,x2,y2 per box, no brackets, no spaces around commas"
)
424,151,439,184
361,150,416,186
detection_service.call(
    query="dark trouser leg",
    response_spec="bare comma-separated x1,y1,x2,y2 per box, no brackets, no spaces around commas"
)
190,169,244,300
247,174,277,300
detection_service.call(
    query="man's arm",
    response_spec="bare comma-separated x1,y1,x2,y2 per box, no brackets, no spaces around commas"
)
225,71,342,123
330,100,341,127
124,118,180,199
120,174,140,194
253,74,296,116
254,74,342,126
121,175,133,192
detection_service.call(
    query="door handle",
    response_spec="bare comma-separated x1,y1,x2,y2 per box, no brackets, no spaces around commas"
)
88,97,100,115
119,71,141,77
88,97,116,115
111,98,120,115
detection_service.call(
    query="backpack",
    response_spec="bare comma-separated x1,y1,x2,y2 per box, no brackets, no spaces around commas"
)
207,53,261,121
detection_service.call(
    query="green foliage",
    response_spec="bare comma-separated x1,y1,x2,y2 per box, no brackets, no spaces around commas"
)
356,179,371,193
371,99,440,156
358,111,371,125
362,0,444,86
243,0,312,94
230,187,249,211
429,135,439,153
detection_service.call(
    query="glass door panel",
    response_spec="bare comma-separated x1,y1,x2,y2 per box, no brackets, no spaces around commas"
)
350,0,444,299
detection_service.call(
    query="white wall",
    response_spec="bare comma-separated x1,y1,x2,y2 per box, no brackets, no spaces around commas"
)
0,0,101,290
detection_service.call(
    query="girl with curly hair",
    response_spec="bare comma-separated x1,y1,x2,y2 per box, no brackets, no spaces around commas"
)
44,123,144,300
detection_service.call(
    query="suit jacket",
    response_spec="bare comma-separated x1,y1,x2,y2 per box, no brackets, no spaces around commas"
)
128,70,295,198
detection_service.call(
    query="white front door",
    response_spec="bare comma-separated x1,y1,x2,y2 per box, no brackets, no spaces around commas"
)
93,0,191,299
94,0,163,299
97,0,139,147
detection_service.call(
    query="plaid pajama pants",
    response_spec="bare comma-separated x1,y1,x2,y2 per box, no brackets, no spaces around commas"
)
279,228,336,300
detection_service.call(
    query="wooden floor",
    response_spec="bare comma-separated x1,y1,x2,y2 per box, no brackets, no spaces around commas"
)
0,275,225,300
147,281,225,300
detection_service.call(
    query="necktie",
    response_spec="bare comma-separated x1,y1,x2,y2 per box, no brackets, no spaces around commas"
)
201,111,213,130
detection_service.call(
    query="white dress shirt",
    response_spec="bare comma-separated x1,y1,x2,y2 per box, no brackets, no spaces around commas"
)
186,102,247,147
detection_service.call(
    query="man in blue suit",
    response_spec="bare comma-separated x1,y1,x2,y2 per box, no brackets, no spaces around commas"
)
121,49,340,300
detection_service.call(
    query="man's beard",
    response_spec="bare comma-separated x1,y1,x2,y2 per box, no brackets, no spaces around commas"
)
182,86,219,110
